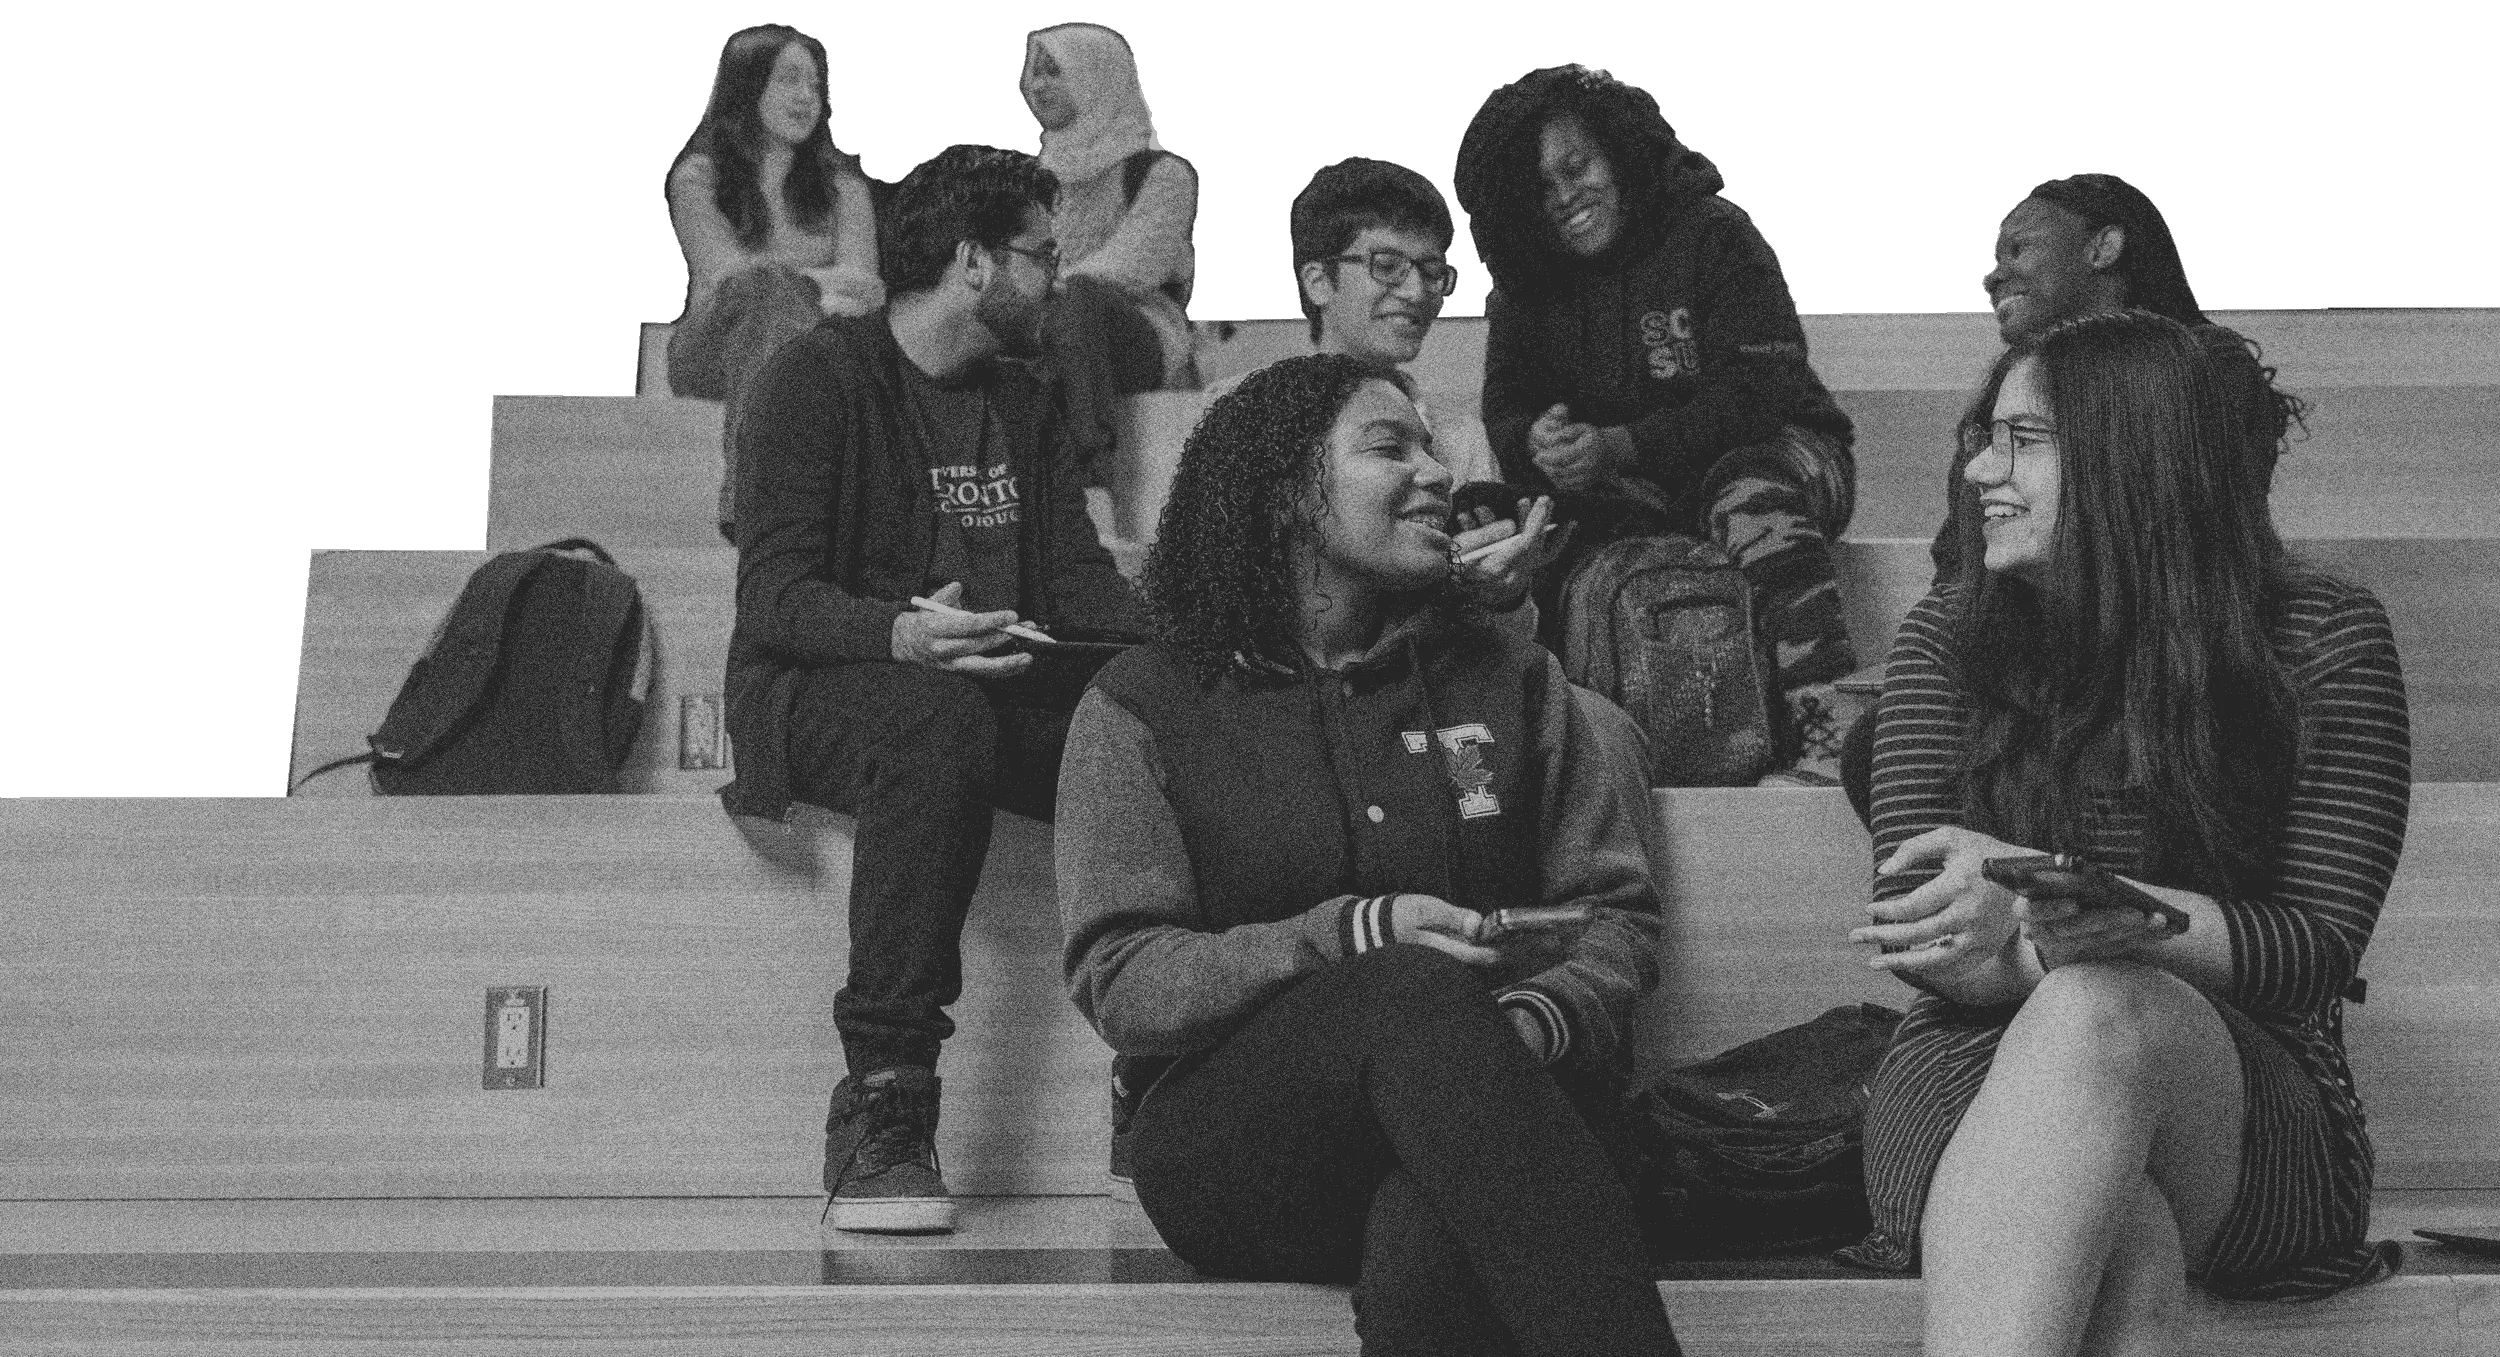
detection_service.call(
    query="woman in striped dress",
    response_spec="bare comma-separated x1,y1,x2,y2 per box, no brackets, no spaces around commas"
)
1841,310,2408,1354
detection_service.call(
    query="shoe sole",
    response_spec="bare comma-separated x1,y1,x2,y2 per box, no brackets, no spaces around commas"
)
826,1196,957,1235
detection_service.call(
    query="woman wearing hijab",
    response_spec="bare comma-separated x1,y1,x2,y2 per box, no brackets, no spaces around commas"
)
1020,22,1200,474
665,24,883,537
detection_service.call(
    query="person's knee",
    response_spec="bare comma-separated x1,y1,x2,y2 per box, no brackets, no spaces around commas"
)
846,671,1001,793
2007,963,2202,1081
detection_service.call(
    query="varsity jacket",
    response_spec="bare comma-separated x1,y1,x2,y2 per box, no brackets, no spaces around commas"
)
1056,615,1662,1070
721,311,1139,819
1479,157,1853,528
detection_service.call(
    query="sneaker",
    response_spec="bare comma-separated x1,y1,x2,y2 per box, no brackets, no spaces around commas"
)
823,1067,955,1235
1106,1062,1142,1204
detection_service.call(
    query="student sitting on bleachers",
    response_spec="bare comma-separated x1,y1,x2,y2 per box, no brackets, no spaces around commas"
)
1841,173,2310,820
1021,22,1201,477
723,145,1141,1237
1454,65,1861,783
1843,311,2408,1353
1938,173,2307,576
664,25,885,538
1057,354,1684,1356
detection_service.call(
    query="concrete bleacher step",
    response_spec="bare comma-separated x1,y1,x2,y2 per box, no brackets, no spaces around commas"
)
291,541,2500,789
6,787,2496,1203
488,383,2500,550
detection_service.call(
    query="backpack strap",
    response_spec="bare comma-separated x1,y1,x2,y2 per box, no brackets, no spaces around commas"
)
1119,148,1168,207
289,750,379,795
367,549,556,767
553,554,650,788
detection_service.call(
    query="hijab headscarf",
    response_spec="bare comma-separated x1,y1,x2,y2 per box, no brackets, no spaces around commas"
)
1027,23,1161,184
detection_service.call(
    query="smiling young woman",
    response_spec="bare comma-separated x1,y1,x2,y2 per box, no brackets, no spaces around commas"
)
1056,353,1685,1356
664,24,884,536
1845,311,2410,1355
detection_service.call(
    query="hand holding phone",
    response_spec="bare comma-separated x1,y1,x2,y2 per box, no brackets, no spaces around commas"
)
1981,854,2191,936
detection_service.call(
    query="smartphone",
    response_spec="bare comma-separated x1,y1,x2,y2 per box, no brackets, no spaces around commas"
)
1476,903,1595,944
2413,1226,2500,1257
1981,854,2191,936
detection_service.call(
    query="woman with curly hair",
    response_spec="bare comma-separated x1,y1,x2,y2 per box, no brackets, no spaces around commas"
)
1056,353,1683,1355
664,24,884,533
1845,311,2408,1353
1454,65,1859,784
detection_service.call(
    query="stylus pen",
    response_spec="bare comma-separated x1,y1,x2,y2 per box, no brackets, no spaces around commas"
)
908,596,1055,646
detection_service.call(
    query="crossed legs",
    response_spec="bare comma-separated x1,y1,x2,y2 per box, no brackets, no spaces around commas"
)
1918,962,2248,1357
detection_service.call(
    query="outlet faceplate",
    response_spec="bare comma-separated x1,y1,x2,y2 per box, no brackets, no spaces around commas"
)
679,693,728,770
483,986,547,1089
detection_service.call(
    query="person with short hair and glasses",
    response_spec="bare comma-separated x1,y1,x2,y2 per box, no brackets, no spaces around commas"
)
722,144,1141,1238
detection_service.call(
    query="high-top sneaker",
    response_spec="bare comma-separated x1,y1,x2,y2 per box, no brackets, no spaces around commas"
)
823,1066,954,1234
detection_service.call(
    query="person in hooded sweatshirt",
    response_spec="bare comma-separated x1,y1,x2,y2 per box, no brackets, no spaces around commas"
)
1455,64,1860,784
1020,22,1200,476
1058,353,1683,1356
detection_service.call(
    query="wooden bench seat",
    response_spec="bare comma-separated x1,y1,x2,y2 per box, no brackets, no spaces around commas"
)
487,383,2500,551
289,541,2500,792
7,786,2495,1204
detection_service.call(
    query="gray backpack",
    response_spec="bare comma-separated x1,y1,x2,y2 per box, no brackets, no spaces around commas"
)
1559,535,1775,787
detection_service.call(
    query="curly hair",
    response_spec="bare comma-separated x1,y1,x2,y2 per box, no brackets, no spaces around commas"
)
1453,65,1704,294
881,145,1058,294
1142,354,1432,681
666,26,863,251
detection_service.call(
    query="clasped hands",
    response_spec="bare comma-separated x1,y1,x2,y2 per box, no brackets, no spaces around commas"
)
1848,826,2174,995
1528,403,1635,493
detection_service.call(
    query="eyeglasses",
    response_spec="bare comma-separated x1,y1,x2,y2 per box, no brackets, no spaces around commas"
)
1328,250,1459,297
994,241,1061,274
1969,417,2058,459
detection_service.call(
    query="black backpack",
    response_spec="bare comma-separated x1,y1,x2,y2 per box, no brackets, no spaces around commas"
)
1631,1002,1904,1259
295,538,652,795
1559,534,1777,786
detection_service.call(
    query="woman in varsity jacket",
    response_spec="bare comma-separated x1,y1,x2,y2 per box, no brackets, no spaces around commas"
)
1844,311,2408,1354
1056,354,1684,1355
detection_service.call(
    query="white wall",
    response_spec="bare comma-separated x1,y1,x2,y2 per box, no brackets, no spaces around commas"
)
1,0,2489,795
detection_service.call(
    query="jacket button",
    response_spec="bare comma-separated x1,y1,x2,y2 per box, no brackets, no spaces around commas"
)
1366,805,1386,824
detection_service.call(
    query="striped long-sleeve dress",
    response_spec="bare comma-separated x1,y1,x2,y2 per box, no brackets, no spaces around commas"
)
1837,574,2411,1299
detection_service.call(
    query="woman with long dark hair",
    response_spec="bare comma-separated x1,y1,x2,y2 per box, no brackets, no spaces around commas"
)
1056,354,1683,1355
1845,310,2408,1353
664,24,882,532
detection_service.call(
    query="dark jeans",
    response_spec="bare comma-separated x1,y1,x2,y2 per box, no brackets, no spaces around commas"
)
1132,947,1682,1357
666,264,825,537
1043,275,1168,482
784,662,1071,1076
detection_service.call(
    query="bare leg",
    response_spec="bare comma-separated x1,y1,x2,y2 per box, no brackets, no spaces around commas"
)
1919,962,2245,1357
2074,1179,2185,1357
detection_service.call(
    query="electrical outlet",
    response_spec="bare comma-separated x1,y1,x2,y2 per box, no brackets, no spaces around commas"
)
483,986,546,1089
680,693,728,770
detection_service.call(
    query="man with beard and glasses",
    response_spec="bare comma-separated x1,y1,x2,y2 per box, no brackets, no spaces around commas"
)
721,143,1141,1238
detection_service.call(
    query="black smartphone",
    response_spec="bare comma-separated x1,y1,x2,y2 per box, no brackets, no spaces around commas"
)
2414,1226,2500,1257
1476,903,1595,944
1981,854,2191,936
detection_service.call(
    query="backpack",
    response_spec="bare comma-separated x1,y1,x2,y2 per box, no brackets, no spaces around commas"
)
1630,1002,1904,1259
1559,534,1776,786
1119,149,1194,309
294,538,653,795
